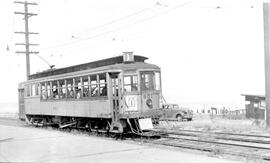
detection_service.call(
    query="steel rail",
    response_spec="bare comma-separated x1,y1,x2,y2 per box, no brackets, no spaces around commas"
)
162,135,270,150
175,129,270,139
156,130,270,145
150,138,270,161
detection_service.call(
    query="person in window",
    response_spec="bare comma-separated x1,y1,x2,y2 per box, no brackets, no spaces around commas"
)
76,88,81,99
42,91,47,100
101,86,107,96
68,89,74,98
59,90,63,99
53,89,58,99
131,85,138,91
141,82,149,90
91,87,98,96
83,88,89,97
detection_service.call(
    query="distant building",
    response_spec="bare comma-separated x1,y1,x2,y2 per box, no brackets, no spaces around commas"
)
241,94,265,119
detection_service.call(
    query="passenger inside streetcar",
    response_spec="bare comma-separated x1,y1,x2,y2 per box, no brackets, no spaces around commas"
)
53,89,58,99
83,88,89,97
68,89,74,98
76,88,81,99
91,87,98,97
100,86,107,96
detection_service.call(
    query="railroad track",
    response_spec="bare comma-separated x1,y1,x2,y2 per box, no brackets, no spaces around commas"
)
2,117,270,161
149,129,270,161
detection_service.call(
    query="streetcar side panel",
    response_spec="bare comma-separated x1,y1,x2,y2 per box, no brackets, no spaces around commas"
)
24,97,111,118
18,87,25,120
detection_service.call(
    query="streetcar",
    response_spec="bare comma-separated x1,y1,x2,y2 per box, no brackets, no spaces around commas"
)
18,52,162,134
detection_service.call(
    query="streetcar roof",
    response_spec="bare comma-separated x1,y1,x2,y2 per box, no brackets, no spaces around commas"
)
27,55,160,81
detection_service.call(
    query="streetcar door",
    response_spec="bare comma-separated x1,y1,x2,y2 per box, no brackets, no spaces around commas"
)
18,88,25,120
109,72,122,132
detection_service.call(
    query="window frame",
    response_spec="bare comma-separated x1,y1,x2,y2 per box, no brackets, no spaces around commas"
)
140,71,161,92
154,71,161,91
99,73,107,97
39,73,108,101
140,71,155,91
123,74,138,93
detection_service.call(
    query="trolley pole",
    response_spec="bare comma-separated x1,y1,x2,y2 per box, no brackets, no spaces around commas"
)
14,1,39,80
263,3,270,128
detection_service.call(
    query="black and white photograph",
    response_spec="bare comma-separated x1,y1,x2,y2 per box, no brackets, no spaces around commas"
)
0,0,270,162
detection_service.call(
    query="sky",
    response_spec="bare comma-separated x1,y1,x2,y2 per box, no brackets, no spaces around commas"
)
0,0,266,112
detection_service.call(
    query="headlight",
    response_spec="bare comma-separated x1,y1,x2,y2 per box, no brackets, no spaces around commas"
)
146,99,153,109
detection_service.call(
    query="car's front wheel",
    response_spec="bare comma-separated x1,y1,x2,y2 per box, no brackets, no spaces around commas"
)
176,114,183,121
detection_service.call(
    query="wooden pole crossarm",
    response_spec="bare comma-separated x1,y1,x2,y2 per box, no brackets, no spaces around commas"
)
15,31,39,34
14,1,38,5
14,1,38,80
15,43,39,46
14,12,38,16
16,51,39,54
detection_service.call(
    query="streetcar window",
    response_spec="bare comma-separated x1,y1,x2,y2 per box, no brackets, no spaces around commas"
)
52,81,58,99
41,83,46,100
37,83,40,96
112,77,119,97
141,72,154,91
82,76,89,97
26,85,31,97
30,84,39,96
38,74,108,100
99,73,107,96
90,75,98,97
154,72,161,91
67,78,74,98
46,82,51,98
124,75,138,92
59,80,66,99
31,84,36,96
74,77,82,99
124,76,131,84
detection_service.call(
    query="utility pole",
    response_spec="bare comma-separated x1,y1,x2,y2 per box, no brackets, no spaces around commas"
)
14,1,39,80
263,3,270,128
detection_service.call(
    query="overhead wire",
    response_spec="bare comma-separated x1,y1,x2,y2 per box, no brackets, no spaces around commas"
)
40,1,192,51
13,1,257,70
39,4,158,51
74,5,157,36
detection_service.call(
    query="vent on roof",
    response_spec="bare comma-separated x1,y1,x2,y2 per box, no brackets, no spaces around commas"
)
123,52,134,63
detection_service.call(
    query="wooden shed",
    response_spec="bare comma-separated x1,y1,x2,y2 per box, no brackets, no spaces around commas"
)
241,94,265,119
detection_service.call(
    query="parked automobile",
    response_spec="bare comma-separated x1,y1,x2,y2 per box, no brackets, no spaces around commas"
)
160,104,193,121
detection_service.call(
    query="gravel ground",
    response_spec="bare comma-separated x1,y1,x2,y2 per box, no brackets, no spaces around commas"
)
0,118,239,163
158,114,270,136
0,117,26,127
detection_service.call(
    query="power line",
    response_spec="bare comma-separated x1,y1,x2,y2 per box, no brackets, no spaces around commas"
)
74,5,156,36
41,1,191,51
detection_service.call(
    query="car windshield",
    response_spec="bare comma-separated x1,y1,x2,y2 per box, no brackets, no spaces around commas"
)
172,105,180,109
163,104,180,109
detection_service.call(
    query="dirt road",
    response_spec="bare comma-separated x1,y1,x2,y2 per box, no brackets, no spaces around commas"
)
0,118,238,163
